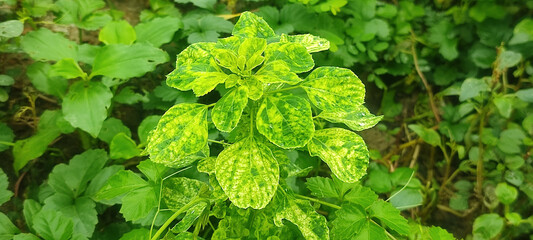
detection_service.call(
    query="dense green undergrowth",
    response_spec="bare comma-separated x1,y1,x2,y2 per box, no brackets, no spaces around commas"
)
0,0,532,239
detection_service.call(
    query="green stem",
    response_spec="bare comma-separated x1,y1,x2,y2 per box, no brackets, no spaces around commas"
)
370,219,397,240
294,194,341,210
0,141,15,146
151,198,206,240
476,105,485,199
208,139,230,146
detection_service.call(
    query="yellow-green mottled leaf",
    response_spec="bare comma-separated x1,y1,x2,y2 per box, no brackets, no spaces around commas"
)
253,61,301,85
167,42,227,96
163,177,209,210
215,137,279,209
308,128,368,183
272,186,330,240
213,48,239,73
238,77,263,100
215,36,242,52
212,87,248,132
232,12,276,39
256,94,314,149
302,67,365,112
265,42,314,73
146,103,208,167
197,157,216,174
280,34,330,53
171,201,207,233
318,105,382,131
238,37,266,70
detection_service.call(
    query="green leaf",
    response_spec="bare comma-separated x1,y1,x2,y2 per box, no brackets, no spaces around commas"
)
0,169,12,206
308,128,369,183
212,87,248,132
0,123,14,152
163,177,209,210
343,184,378,209
408,124,441,147
91,43,168,79
175,0,216,9
497,129,525,154
495,182,518,205
238,37,267,70
516,88,533,103
110,133,140,159
135,17,182,47
138,115,161,145
305,176,339,198
63,81,113,137
20,28,78,61
389,188,423,210
48,149,108,197
318,105,383,131
120,185,158,221
280,34,330,53
99,20,136,45
499,50,522,70
0,75,14,86
119,229,150,240
238,76,263,100
13,233,41,240
146,103,208,167
55,0,111,30
49,58,86,79
23,200,41,233
42,194,98,238
369,200,410,235
26,62,68,98
232,12,276,39
85,165,124,198
215,137,279,209
264,42,314,73
13,126,61,172
97,117,132,144
473,214,504,240
256,94,314,149
302,67,365,112
0,20,23,38
32,209,74,240
171,201,207,233
253,61,301,85
459,78,489,102
95,170,149,200
493,96,513,118
272,186,330,240
0,212,19,239
331,203,367,239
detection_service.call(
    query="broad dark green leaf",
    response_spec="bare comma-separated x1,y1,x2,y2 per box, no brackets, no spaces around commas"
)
305,176,339,198
26,62,68,98
369,200,410,235
232,12,276,39
135,17,182,47
280,34,330,53
318,105,382,131
256,94,314,148
97,117,131,144
459,78,489,102
265,42,314,73
331,203,369,240
0,20,23,38
137,160,169,183
0,212,19,239
343,184,378,209
119,229,150,240
308,128,369,183
110,133,140,159
215,137,279,209
63,81,113,137
32,209,74,240
98,20,136,45
20,28,78,61
85,165,124,198
408,124,441,147
94,170,149,200
495,182,518,205
272,187,330,240
48,149,108,198
146,103,208,167
212,87,248,132
23,200,41,233
302,67,365,112
43,194,98,238
253,61,301,85
516,88,533,103
138,115,161,145
120,185,158,221
473,214,504,240
55,0,111,30
13,233,40,240
91,43,168,79
0,169,12,206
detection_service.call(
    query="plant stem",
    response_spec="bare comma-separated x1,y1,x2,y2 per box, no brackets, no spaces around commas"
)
208,139,230,146
475,105,485,199
0,141,15,146
151,198,206,240
294,194,341,210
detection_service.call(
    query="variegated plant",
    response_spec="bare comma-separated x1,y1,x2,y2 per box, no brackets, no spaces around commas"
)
146,12,382,239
